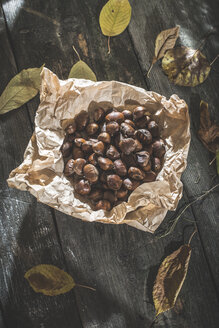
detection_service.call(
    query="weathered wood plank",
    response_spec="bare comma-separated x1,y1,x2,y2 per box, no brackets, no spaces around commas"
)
0,5,82,328
1,0,219,327
128,0,219,293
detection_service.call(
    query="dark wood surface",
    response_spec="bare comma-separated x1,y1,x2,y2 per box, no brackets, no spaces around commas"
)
0,0,219,327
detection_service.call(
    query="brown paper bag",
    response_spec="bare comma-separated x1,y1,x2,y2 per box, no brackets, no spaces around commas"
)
7,68,190,233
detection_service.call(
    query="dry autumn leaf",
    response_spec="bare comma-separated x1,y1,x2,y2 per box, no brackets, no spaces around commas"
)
99,0,132,53
0,65,44,115
198,100,219,174
162,46,211,86
147,26,180,77
25,264,75,296
153,244,191,316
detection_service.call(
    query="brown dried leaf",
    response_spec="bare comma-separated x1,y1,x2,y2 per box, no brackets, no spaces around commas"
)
147,26,180,76
198,100,219,153
25,264,75,296
162,46,211,86
153,245,191,316
155,26,180,61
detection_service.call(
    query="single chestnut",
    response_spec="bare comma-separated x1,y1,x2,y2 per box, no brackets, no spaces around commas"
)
148,121,159,137
88,153,98,165
94,107,105,122
98,132,111,144
106,145,120,160
106,111,124,124
75,111,88,131
107,174,123,190
134,139,143,152
116,187,128,199
144,144,153,156
100,171,108,183
133,106,146,120
86,123,99,136
120,122,135,137
66,121,76,135
94,200,112,211
152,140,165,158
61,141,72,157
81,141,94,153
119,138,136,155
143,171,157,182
124,119,135,128
92,141,105,155
113,159,127,177
106,121,120,135
128,167,145,180
74,138,86,147
121,153,137,167
135,116,150,129
75,179,91,195
103,190,117,203
135,129,152,145
64,159,75,177
122,110,133,120
72,146,84,159
152,157,161,172
98,157,113,170
136,151,150,167
83,164,99,183
142,160,151,172
73,158,86,176
131,180,141,190
88,189,103,201
123,178,133,190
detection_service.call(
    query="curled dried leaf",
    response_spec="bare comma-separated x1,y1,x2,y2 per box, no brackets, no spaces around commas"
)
153,245,191,316
198,100,219,153
162,46,211,86
25,264,75,296
147,26,180,77
0,65,44,115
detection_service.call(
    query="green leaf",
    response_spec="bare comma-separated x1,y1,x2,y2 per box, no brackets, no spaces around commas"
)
0,65,44,115
25,264,75,296
68,60,97,81
99,0,132,37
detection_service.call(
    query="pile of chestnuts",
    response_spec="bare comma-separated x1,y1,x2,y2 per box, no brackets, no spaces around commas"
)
61,106,166,211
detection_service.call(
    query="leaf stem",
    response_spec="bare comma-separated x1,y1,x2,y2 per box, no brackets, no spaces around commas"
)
72,45,81,61
75,283,96,291
209,156,216,166
210,54,219,66
107,36,111,55
147,63,154,78
157,183,219,239
188,227,197,245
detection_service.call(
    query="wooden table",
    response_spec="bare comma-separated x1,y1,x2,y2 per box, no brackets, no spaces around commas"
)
1,0,219,327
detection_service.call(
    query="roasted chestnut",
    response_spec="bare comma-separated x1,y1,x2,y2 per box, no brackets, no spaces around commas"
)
106,145,120,160
98,132,111,144
75,111,88,131
135,129,152,145
106,111,124,124
75,179,91,195
66,121,76,135
61,141,72,157
64,159,75,176
74,138,86,147
133,106,146,120
119,138,136,155
98,157,113,170
92,141,105,155
128,167,145,180
113,159,127,176
72,146,84,159
148,121,159,137
107,174,123,190
86,123,99,136
106,121,120,135
120,122,135,137
136,151,150,167
83,164,99,183
73,158,86,175
152,140,165,158
122,109,133,120
94,200,112,211
94,107,105,122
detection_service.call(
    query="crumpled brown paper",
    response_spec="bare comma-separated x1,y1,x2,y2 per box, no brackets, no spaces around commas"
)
7,68,190,233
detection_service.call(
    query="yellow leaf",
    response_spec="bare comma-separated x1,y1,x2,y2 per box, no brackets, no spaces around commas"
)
25,264,75,296
99,0,132,37
153,245,191,316
68,60,97,81
0,65,44,115
162,46,211,86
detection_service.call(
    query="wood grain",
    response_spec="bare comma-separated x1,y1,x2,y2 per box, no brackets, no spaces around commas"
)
0,4,82,328
1,0,219,327
128,0,219,292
